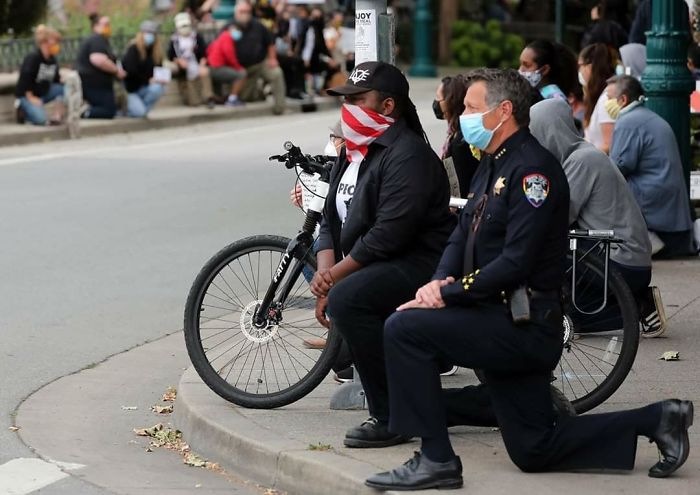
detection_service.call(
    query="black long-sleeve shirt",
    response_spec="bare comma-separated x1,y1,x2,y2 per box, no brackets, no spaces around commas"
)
15,49,60,98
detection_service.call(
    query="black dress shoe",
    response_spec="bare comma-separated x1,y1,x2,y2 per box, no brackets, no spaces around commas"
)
344,417,410,448
648,399,694,478
365,451,463,491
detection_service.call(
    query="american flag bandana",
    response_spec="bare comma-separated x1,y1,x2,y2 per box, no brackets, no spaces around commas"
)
340,103,395,165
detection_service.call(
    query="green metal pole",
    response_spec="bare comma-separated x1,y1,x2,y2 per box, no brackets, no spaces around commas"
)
643,0,695,191
408,0,437,77
213,0,236,22
554,0,565,44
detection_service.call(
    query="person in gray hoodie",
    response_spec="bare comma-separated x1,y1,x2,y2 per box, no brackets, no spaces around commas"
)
529,98,664,337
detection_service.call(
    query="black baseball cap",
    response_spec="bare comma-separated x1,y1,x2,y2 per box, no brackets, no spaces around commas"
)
327,61,410,98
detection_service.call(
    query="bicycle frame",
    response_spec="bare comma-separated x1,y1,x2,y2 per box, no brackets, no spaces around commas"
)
252,143,333,328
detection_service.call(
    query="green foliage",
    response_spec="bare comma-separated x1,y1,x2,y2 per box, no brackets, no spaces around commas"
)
450,19,524,69
1,0,47,36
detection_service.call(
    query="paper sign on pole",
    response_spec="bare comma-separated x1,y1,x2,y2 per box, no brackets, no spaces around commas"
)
355,9,378,64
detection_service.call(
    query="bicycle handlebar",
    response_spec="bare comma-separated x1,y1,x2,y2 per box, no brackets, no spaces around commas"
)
269,141,334,179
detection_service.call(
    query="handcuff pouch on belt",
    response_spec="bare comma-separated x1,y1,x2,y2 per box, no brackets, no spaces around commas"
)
507,285,531,325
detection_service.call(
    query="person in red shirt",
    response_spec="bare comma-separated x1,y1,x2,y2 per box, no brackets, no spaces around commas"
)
206,25,247,106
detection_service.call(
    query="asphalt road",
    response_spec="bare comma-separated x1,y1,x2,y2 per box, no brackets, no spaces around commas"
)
0,81,445,493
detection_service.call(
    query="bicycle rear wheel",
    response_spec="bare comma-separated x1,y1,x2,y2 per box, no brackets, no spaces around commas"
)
184,235,342,409
556,249,640,414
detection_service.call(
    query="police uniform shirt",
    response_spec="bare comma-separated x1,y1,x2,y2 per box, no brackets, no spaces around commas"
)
435,128,570,305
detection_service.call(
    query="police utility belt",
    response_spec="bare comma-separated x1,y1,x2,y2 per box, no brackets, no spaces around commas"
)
499,286,560,325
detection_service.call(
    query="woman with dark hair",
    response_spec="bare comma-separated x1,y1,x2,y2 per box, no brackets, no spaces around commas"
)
433,75,479,196
518,40,578,102
578,42,617,153
76,14,124,119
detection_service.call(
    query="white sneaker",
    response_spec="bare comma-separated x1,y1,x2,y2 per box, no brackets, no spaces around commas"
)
648,231,666,256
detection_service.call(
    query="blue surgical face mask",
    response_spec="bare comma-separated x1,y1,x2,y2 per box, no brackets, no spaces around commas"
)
143,32,155,46
459,106,503,151
230,29,242,41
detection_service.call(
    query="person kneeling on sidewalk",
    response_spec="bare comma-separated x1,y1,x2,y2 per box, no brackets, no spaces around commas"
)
121,21,166,118
365,68,693,492
206,24,247,107
15,25,65,125
233,0,286,114
310,62,455,450
168,12,216,107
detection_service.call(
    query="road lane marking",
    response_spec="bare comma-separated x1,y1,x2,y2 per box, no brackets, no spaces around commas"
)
0,458,78,494
0,112,335,168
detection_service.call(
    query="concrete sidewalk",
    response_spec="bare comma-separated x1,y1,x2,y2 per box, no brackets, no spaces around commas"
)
0,96,339,147
174,258,700,495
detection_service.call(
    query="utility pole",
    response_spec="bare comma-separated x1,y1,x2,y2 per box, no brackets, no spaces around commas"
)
554,0,565,44
643,0,695,191
355,0,394,64
409,0,436,77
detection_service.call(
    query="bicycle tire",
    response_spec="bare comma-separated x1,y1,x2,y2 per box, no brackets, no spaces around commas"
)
184,235,342,409
556,250,640,414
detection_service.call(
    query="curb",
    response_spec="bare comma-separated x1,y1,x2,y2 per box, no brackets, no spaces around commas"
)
0,98,339,148
174,367,400,495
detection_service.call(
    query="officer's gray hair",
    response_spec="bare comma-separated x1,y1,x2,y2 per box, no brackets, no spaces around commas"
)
468,68,532,127
606,75,645,102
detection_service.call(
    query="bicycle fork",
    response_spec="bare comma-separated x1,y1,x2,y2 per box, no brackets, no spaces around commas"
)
253,180,329,327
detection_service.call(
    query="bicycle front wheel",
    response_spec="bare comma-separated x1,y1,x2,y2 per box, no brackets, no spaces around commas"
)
555,250,640,414
184,235,342,409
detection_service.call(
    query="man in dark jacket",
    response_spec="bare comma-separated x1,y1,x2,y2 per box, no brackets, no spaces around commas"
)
365,69,693,492
310,62,455,450
233,0,286,114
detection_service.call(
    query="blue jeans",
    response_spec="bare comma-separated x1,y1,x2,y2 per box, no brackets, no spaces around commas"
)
19,83,64,125
127,83,165,118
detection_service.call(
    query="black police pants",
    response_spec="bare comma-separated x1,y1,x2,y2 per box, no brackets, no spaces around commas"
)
326,258,434,423
384,304,661,472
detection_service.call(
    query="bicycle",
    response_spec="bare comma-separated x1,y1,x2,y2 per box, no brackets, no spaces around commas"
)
184,145,640,413
184,142,342,409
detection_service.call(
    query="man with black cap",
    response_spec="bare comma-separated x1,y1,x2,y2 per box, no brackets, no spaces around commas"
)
310,61,455,449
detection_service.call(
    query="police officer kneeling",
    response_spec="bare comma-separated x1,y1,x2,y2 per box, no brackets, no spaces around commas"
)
365,69,693,491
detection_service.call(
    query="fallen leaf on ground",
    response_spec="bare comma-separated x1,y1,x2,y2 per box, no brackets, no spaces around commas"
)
121,406,138,411
307,443,332,451
151,404,174,414
184,452,207,467
659,351,680,361
133,423,163,437
8,426,20,432
162,386,177,402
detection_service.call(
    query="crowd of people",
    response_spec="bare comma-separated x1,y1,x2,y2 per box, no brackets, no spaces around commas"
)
14,0,355,123
307,60,694,492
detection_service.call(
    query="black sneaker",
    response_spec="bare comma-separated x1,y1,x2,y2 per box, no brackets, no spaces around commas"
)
344,417,411,448
640,286,667,338
15,104,26,124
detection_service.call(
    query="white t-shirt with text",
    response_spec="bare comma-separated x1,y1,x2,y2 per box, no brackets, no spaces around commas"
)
336,161,360,226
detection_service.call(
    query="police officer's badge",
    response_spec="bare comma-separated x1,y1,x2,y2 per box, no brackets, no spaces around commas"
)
522,174,550,208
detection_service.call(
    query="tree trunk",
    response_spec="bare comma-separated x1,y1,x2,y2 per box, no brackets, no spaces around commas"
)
438,0,458,65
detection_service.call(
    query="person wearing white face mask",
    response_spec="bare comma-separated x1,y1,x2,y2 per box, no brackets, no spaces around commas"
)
121,20,166,118
578,42,616,153
518,40,578,103
168,12,216,107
